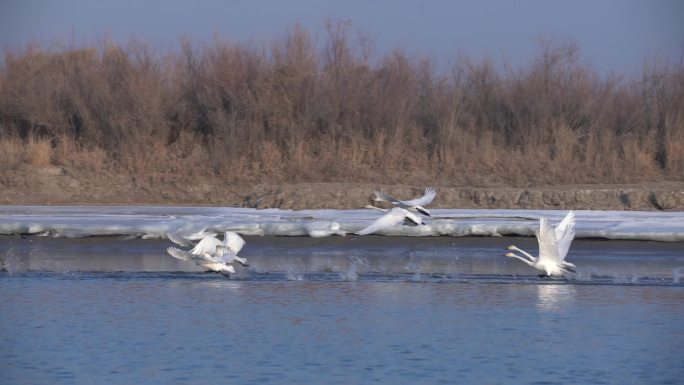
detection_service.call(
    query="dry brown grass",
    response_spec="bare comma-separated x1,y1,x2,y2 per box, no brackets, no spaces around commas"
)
25,134,52,166
0,135,24,170
1,25,682,187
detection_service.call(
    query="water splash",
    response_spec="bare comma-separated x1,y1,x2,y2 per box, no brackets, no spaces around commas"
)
338,256,367,281
405,253,423,282
1,246,24,274
286,269,304,281
673,268,682,284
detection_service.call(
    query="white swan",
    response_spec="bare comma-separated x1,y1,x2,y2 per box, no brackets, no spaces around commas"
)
356,205,424,235
166,231,248,276
504,211,577,277
167,226,217,247
373,187,436,217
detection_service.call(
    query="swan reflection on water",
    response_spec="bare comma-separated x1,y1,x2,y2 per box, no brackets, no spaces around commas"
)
536,284,577,311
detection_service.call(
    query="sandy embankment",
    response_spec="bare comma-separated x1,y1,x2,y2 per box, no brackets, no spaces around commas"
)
1,165,682,210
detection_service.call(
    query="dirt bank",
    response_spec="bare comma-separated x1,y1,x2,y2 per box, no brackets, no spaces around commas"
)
1,166,682,210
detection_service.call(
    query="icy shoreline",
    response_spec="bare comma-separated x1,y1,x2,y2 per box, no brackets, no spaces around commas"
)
1,206,683,242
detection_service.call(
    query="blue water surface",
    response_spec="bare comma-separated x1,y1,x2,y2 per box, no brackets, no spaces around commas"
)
1,273,682,385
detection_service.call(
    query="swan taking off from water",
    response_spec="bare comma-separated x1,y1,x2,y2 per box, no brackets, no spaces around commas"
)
356,205,424,235
505,211,577,277
167,231,248,276
373,187,436,217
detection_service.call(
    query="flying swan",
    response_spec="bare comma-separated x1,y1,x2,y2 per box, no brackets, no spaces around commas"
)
373,187,436,217
167,231,248,277
356,205,424,235
504,211,577,277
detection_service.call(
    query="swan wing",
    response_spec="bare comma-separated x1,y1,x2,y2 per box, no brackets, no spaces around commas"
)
167,227,216,247
223,231,246,254
554,211,575,242
215,246,239,263
189,235,221,256
167,231,191,247
402,187,436,207
554,211,576,262
167,247,218,263
357,208,407,235
373,190,400,205
537,217,561,263
185,229,217,241
403,209,423,226
167,246,193,261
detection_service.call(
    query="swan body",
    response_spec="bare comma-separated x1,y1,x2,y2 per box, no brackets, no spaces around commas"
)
305,221,347,238
166,246,238,274
357,206,424,235
373,187,436,217
505,211,576,277
166,231,248,275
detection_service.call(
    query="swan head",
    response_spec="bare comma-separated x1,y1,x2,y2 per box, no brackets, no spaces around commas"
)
504,252,517,258
506,245,516,250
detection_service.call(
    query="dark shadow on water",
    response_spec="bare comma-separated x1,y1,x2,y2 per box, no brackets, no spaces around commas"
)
1,270,681,287
1,235,683,285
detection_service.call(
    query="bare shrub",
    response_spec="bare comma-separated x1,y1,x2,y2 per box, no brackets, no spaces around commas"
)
25,134,53,166
0,26,682,187
52,135,104,173
0,136,24,170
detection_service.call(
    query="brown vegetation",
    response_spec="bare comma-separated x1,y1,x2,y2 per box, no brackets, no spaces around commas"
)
1,24,683,190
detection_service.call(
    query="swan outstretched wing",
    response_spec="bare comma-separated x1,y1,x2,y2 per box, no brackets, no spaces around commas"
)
167,231,192,247
402,209,423,226
537,217,560,263
554,211,575,242
374,187,436,208
190,235,222,256
167,247,220,263
223,231,246,254
402,187,436,207
374,190,401,204
554,211,576,262
214,245,240,263
167,226,216,247
357,208,410,235
167,246,193,261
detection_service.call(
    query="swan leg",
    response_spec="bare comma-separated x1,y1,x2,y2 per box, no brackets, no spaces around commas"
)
234,256,249,267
